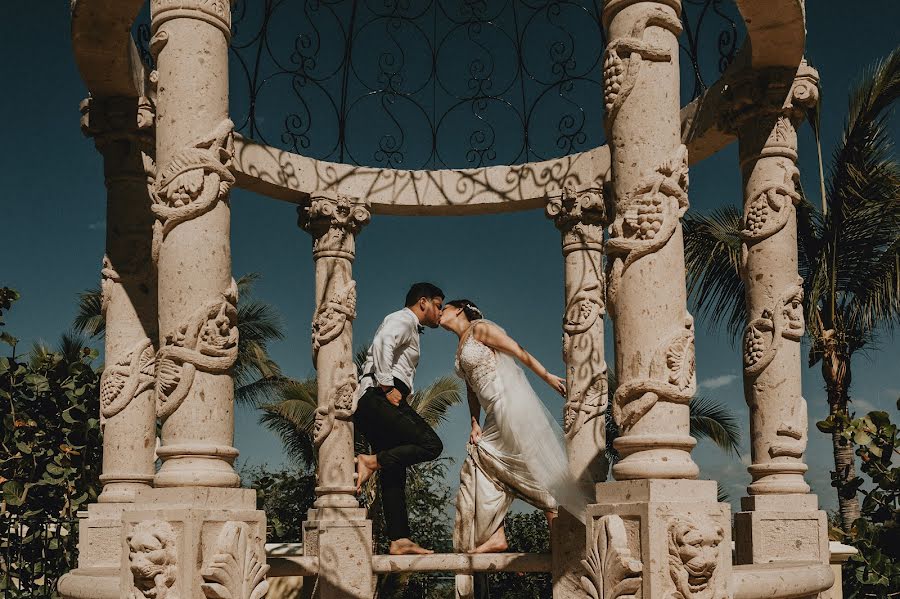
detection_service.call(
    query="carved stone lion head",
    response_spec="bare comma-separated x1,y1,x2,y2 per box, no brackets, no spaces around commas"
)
127,520,178,599
667,516,723,599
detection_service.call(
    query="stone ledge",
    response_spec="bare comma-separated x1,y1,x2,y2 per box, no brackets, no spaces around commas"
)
266,552,552,577
732,562,834,599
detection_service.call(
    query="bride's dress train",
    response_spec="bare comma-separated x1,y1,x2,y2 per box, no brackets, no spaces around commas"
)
452,327,588,598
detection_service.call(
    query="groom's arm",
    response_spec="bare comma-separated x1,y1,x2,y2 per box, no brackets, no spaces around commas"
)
370,315,411,401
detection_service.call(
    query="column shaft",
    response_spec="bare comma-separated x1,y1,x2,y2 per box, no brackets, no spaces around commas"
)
150,0,239,488
82,96,159,504
603,0,698,480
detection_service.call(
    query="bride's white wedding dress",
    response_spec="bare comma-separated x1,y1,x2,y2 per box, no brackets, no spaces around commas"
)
452,324,588,597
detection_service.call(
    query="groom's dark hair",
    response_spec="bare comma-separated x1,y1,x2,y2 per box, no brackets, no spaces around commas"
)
405,282,444,307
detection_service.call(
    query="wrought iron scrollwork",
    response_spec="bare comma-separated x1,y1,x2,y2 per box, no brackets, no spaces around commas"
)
133,0,742,169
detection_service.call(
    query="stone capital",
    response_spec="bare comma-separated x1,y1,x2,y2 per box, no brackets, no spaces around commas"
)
545,185,606,253
721,60,820,133
150,0,233,40
80,96,155,141
298,193,371,260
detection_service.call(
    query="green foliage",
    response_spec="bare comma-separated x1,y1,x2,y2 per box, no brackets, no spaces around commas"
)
1,291,102,518
818,407,900,598
0,288,100,597
242,464,316,543
489,510,552,598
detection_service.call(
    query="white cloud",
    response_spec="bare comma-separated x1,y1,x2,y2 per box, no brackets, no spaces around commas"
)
699,373,739,391
851,397,877,414
87,219,105,231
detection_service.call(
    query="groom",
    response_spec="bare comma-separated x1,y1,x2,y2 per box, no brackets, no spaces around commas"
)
354,282,445,555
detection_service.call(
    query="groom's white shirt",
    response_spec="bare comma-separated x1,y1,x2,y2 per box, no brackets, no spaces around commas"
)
358,307,421,394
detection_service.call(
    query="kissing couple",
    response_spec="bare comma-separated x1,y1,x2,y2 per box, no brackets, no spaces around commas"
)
353,282,587,558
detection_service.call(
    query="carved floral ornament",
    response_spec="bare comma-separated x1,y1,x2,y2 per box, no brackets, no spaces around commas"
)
201,521,269,599
613,315,696,432
666,516,725,599
298,194,371,259
742,277,804,377
313,377,359,447
602,6,683,131
101,338,156,421
581,514,643,599
155,280,239,420
607,145,689,317
564,363,609,438
150,119,235,262
127,520,178,599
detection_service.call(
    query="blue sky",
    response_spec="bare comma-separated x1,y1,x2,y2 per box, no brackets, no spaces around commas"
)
2,2,898,514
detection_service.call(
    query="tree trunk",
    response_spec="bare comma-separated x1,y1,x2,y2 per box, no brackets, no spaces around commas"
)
823,346,861,532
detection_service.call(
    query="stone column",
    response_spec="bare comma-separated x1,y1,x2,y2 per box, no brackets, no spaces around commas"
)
728,61,829,576
298,192,374,599
119,3,268,599
546,184,610,598
58,95,158,599
585,2,731,599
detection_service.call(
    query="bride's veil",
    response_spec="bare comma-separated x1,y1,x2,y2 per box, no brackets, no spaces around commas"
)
480,320,592,523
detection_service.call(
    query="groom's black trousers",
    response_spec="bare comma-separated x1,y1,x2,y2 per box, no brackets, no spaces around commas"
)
354,379,443,541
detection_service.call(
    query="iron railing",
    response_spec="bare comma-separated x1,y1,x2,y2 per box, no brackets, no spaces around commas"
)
0,514,78,599
135,0,742,169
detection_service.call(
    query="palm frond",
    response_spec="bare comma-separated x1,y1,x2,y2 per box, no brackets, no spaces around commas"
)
355,344,371,371
407,376,463,428
689,395,742,456
683,206,746,342
716,482,731,504
236,375,287,407
57,332,89,364
72,286,104,338
259,378,318,468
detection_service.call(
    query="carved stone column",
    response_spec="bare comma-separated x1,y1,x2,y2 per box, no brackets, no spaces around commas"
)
298,192,373,599
119,3,269,599
728,61,829,576
58,95,158,599
546,184,610,598
586,3,731,599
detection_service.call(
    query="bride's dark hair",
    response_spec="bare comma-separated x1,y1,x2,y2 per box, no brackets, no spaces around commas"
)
446,299,483,322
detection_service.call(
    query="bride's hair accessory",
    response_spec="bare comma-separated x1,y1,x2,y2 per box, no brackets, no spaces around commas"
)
447,299,483,321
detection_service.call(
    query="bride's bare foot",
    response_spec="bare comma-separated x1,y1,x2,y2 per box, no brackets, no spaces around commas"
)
355,454,378,493
469,526,508,554
389,538,433,555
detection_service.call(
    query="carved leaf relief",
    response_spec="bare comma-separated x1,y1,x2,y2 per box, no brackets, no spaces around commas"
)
101,338,155,419
201,521,269,599
581,514,643,599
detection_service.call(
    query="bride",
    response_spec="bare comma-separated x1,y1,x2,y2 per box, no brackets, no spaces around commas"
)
440,299,587,560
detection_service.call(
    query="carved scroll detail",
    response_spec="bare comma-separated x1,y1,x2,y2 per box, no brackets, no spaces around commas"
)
740,165,800,243
100,255,120,317
581,514,643,599
607,145,689,317
155,280,239,419
603,8,683,130
201,521,269,599
613,316,696,432
101,338,156,420
565,364,609,438
666,516,725,599
127,520,178,599
151,119,235,261
743,277,804,377
311,280,357,363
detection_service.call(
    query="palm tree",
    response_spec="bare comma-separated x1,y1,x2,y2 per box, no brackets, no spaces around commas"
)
72,272,285,406
682,49,900,532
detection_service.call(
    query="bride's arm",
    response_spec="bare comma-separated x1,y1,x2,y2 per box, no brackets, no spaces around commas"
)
472,323,566,397
467,385,482,444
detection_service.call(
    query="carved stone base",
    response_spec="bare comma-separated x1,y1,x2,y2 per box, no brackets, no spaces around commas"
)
734,494,830,597
58,503,128,599
303,507,373,599
121,488,268,599
552,509,590,598
585,480,731,599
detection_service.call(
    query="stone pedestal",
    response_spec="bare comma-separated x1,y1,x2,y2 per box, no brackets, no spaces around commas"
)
585,481,731,599
303,507,374,598
121,488,268,599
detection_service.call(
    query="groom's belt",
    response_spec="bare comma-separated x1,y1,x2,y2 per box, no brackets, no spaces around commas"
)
360,373,411,399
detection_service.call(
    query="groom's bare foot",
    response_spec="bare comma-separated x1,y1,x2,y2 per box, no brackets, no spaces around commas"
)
469,527,508,554
389,538,433,555
355,454,378,493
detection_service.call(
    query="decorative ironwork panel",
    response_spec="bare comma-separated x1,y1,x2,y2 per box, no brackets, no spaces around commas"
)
134,0,742,169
